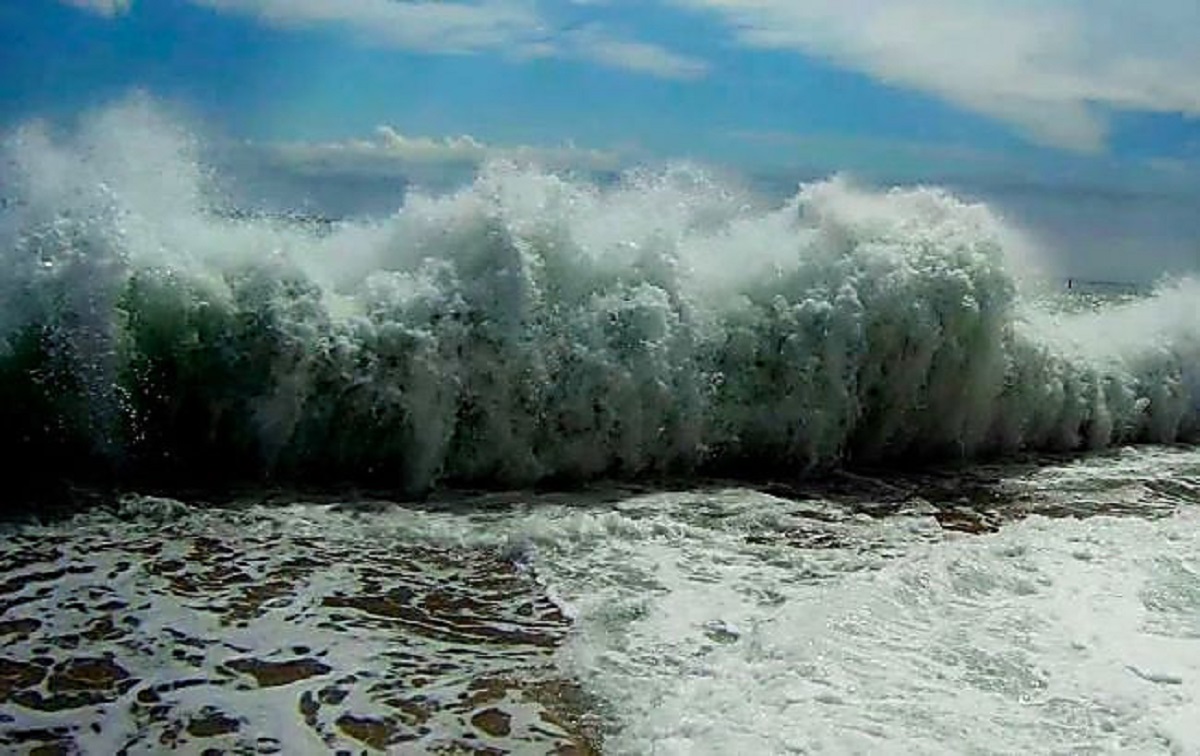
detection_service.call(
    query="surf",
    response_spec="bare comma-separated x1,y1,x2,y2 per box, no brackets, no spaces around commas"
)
2,99,1197,501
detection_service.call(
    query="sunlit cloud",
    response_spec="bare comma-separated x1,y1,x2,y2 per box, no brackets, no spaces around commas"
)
675,0,1200,151
564,27,709,80
60,0,708,80
192,0,546,54
265,126,624,178
55,0,1200,152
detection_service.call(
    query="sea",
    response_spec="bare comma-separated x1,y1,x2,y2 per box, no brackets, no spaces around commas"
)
1,102,1198,755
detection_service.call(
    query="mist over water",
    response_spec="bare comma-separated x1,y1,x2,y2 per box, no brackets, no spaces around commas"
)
2,99,1198,498
977,185,1200,286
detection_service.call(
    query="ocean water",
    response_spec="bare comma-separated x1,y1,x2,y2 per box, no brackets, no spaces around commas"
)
1,101,1199,753
3,448,1200,753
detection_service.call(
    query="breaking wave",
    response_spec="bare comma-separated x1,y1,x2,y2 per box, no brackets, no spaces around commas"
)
2,100,1198,497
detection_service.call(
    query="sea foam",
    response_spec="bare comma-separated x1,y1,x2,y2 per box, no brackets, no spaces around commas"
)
1,100,1197,495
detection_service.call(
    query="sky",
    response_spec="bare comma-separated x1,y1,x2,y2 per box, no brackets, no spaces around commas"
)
4,0,1200,180
2,1,1200,278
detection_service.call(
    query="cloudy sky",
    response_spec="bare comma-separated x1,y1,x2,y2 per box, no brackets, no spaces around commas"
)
4,0,1199,188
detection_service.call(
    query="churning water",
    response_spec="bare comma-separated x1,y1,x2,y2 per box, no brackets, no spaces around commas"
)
1,99,1197,496
1,100,1199,754
3,448,1200,753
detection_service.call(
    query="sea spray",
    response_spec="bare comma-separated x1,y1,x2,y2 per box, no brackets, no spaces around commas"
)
1,100,1197,500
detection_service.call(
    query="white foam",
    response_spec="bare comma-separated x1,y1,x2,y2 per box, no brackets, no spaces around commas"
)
1,99,1198,490
513,449,1200,754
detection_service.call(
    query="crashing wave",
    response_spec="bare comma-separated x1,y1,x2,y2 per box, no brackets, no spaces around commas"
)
1,100,1197,497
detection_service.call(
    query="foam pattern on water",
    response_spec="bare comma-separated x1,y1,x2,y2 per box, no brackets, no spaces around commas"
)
1,447,1199,753
472,447,1200,755
0,500,595,753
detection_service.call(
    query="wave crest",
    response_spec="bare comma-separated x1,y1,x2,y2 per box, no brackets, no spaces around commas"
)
2,102,1197,495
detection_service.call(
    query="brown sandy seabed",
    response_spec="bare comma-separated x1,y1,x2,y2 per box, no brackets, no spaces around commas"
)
1,451,1196,754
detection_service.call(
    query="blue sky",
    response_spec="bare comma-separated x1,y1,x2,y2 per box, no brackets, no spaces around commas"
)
3,0,1200,188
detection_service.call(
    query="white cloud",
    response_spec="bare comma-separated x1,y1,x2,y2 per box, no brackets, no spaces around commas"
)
267,127,623,178
372,128,490,163
60,0,131,16
192,0,546,54
675,0,1200,151
65,0,707,80
566,28,709,80
191,0,707,79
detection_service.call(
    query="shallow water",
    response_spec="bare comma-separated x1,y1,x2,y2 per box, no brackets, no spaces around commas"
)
2,446,1199,754
0,499,595,753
